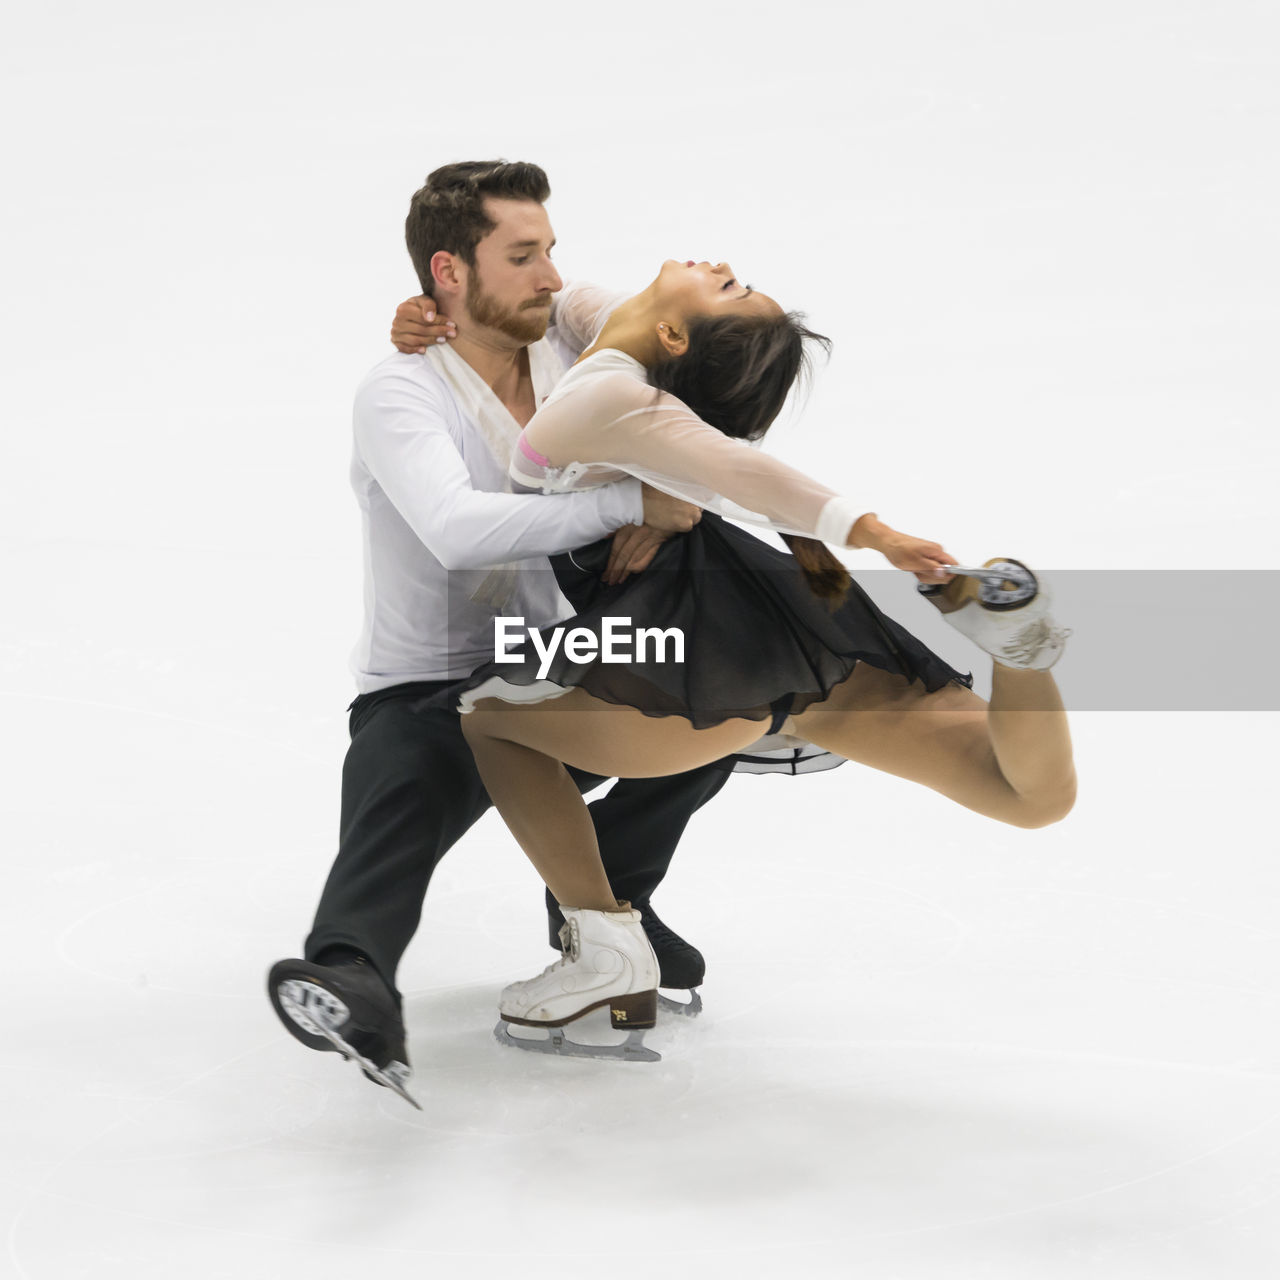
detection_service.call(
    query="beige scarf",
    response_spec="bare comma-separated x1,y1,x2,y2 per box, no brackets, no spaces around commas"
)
424,339,564,609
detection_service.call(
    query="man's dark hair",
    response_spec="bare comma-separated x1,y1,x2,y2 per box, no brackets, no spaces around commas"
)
405,160,551,294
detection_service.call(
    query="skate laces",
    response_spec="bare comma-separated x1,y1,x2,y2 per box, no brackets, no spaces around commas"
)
1001,616,1072,665
556,918,581,963
640,911,692,958
523,921,580,986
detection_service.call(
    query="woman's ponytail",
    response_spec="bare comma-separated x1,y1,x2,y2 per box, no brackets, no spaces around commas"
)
779,534,850,605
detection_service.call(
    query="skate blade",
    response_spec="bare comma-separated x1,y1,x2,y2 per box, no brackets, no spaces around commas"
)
311,1021,424,1110
279,978,422,1110
657,989,702,1018
943,563,1028,583
493,1020,660,1063
361,1059,423,1111
943,562,1037,605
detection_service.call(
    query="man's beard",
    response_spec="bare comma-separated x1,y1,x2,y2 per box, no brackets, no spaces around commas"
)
466,267,552,344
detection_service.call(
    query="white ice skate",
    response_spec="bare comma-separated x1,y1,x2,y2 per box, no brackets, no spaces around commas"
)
495,905,662,1063
919,558,1069,671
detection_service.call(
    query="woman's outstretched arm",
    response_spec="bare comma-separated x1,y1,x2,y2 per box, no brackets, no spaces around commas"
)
523,371,955,576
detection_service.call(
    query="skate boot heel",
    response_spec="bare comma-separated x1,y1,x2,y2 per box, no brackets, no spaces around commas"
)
497,906,663,1061
609,988,658,1030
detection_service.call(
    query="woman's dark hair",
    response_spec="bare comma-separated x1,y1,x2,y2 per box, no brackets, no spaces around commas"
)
646,312,851,603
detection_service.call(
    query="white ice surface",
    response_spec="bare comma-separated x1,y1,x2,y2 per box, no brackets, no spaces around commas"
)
3,2,1279,1277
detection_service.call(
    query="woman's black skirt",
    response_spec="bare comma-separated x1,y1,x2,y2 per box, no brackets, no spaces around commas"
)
446,513,971,735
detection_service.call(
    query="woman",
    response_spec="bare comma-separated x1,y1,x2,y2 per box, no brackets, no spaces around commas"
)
398,261,1076,1055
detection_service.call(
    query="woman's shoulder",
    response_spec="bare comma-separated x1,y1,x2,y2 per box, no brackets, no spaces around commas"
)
550,282,630,348
544,349,652,410
570,347,649,384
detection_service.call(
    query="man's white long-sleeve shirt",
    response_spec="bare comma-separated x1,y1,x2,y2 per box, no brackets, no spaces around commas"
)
348,284,640,691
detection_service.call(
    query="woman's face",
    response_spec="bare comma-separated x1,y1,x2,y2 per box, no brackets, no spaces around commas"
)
654,260,782,322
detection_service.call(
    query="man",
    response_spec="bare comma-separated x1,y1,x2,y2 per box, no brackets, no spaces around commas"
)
267,161,729,1108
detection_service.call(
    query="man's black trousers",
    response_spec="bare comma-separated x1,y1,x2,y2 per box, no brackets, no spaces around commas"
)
303,680,730,997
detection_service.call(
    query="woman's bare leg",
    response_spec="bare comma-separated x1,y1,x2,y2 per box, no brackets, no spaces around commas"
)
461,691,764,909
790,661,1076,828
464,653,1076,909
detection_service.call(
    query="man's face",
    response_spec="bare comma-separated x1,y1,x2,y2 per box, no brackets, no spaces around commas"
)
464,198,563,344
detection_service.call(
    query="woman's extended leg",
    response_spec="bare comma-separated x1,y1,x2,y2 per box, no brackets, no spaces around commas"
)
460,691,765,909
789,661,1076,828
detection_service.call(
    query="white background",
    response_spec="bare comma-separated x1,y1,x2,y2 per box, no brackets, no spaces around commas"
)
2,2,1278,1277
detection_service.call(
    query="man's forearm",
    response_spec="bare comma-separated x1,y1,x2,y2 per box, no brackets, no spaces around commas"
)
355,370,644,570
422,481,643,570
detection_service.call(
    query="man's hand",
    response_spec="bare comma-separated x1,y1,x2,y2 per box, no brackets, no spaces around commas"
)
391,296,457,353
602,486,702,584
639,483,702,534
604,524,668,584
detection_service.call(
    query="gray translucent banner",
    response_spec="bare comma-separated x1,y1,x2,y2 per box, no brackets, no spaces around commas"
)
836,569,1280,712
444,567,1280,712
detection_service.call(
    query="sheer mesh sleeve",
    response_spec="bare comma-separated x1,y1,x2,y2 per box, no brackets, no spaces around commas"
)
548,281,629,351
522,370,864,545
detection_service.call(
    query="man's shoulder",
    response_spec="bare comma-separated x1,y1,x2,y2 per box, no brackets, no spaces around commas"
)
356,349,451,397
353,350,460,425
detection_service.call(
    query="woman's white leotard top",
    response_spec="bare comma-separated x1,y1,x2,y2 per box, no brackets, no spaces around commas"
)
508,348,865,546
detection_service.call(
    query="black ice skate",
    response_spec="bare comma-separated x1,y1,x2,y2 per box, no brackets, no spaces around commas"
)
267,956,421,1110
548,896,703,1017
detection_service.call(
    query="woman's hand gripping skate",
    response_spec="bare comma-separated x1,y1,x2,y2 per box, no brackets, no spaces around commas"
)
849,514,956,584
